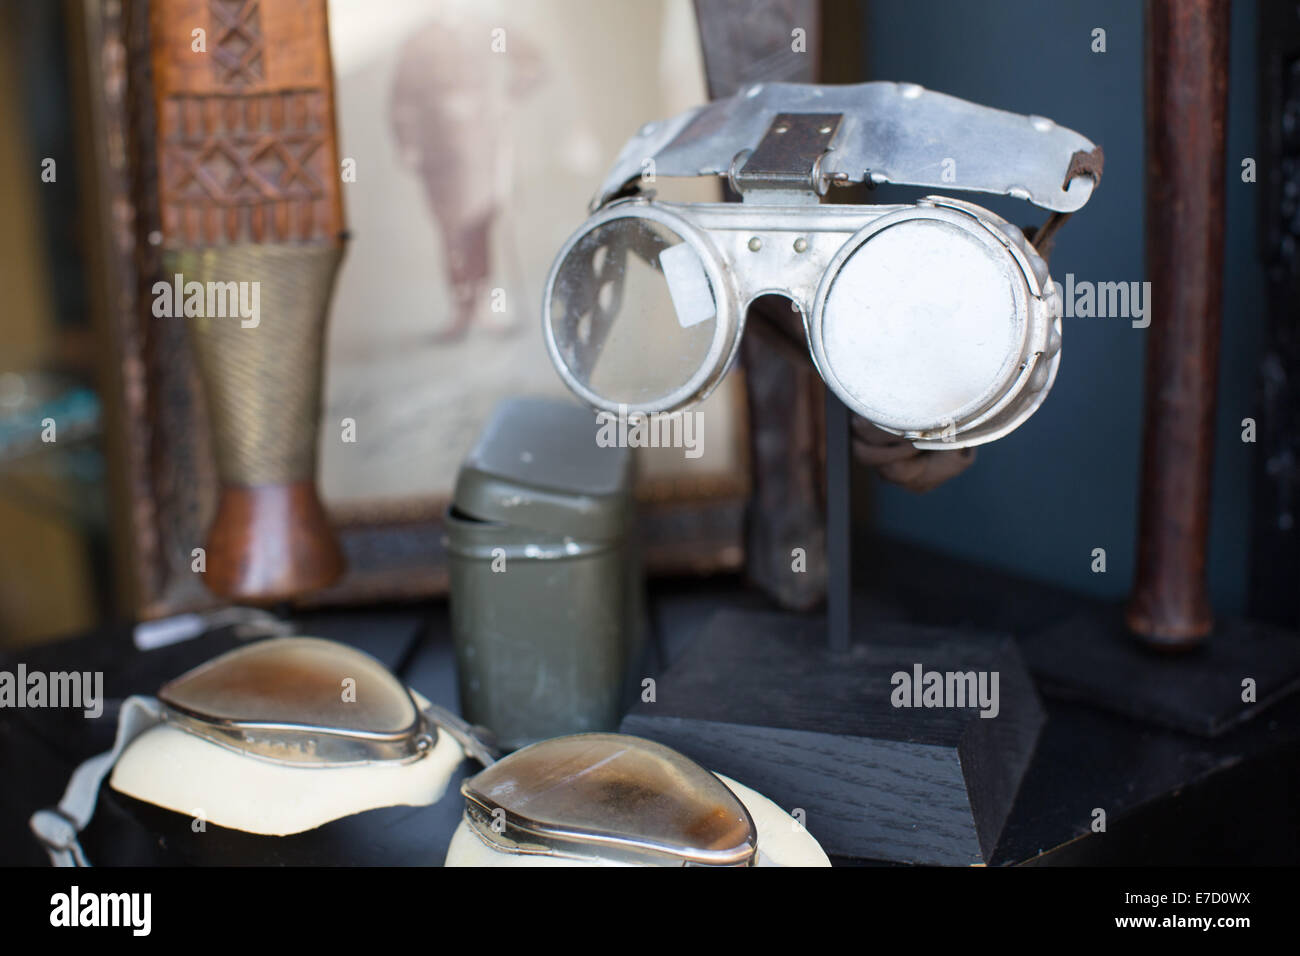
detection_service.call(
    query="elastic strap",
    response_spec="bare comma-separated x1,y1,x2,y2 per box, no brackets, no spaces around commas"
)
422,702,498,767
29,696,165,867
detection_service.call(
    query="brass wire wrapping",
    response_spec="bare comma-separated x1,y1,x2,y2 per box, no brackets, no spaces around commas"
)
165,244,344,486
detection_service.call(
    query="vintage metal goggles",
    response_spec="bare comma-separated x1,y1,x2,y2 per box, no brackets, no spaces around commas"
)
31,636,496,866
543,82,1100,448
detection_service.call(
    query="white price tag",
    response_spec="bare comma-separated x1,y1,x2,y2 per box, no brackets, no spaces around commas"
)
659,242,716,329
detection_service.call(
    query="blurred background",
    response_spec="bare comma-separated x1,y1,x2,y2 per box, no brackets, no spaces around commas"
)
0,1,104,646
861,0,1268,624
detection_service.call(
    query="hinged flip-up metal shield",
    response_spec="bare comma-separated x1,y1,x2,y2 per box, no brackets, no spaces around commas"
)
595,81,1100,213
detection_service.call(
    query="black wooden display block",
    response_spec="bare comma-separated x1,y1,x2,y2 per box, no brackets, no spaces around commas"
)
1025,608,1300,737
619,608,1045,865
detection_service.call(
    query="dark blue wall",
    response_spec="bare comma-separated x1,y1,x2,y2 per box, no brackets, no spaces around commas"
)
861,0,1263,612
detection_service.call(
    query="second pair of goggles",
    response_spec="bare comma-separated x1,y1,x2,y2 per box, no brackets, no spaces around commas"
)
544,82,1101,448
30,636,497,866
446,733,830,866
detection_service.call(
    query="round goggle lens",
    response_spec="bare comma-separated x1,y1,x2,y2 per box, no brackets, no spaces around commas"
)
819,216,1027,434
548,216,718,409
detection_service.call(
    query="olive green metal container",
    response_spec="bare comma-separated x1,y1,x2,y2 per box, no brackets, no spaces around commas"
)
446,397,642,751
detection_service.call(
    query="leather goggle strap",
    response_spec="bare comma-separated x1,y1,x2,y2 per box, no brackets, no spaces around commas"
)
29,695,165,867
1030,146,1106,263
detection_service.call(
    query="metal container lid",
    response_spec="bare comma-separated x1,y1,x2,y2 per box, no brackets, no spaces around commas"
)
451,397,633,542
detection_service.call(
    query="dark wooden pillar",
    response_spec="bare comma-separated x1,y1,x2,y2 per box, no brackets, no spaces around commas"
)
694,0,828,611
1126,0,1231,648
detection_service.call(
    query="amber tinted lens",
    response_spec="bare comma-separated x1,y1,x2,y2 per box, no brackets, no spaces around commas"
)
463,733,755,865
159,637,417,735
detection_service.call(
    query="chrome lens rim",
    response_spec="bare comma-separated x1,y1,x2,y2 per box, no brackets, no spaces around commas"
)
542,200,742,417
157,636,433,768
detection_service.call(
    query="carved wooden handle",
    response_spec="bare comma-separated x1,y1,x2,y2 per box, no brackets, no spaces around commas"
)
149,0,346,601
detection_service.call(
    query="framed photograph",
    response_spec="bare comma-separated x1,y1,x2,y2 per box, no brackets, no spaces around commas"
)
84,0,751,618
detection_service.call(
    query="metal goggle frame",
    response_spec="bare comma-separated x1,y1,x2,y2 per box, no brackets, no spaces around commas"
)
543,82,1100,448
459,733,758,866
152,636,497,768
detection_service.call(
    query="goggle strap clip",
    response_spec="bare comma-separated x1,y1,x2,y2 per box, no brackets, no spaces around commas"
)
730,112,843,203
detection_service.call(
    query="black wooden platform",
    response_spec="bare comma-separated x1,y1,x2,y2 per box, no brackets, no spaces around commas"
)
1027,607,1300,736
621,609,1044,865
2,534,1297,866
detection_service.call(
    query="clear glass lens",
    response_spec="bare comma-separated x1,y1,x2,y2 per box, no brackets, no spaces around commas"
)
548,216,718,408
